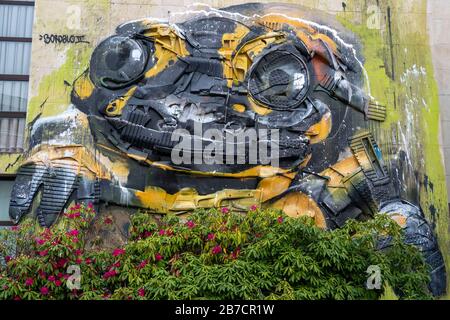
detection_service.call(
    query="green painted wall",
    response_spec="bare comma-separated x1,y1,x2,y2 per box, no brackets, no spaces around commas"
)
336,0,449,296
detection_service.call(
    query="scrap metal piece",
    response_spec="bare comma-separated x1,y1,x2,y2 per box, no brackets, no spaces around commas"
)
9,160,100,227
349,131,390,186
379,200,447,297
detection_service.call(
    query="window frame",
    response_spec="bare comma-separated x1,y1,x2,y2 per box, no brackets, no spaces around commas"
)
0,1,34,6
0,0,34,225
0,0,34,154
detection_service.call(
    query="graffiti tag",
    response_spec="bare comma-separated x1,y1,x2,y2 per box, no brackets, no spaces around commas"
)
39,34,89,45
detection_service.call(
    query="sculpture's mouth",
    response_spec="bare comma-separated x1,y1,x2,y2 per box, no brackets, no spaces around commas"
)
98,100,313,170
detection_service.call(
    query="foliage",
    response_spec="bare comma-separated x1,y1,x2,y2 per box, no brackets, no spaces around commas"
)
0,204,431,300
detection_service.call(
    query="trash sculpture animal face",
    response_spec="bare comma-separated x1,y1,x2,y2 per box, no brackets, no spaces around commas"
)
71,14,383,173
8,8,445,296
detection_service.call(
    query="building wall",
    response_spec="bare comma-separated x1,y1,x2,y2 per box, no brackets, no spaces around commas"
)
428,0,450,201
0,0,34,224
0,0,449,288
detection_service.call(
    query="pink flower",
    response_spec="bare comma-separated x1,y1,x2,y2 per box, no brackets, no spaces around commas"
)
212,245,222,255
11,226,19,231
207,233,215,241
159,230,165,236
85,258,92,265
13,296,21,301
185,220,195,229
250,205,258,211
67,229,79,237
57,272,63,279
221,207,229,214
88,202,94,209
155,253,163,261
231,247,241,260
38,250,49,257
104,217,113,225
143,231,152,238
48,275,56,282
277,216,284,224
138,288,145,297
55,280,62,287
75,258,82,265
25,278,34,287
57,258,67,268
112,248,125,257
72,237,79,243
137,259,148,270
4,256,11,263
40,287,49,295
38,270,47,279
66,211,80,219
35,238,45,245
103,270,118,279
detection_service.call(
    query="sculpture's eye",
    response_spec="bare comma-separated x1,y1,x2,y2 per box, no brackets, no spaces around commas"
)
90,36,148,89
248,50,310,110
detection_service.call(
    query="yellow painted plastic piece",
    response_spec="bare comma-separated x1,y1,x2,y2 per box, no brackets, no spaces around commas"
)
219,23,251,86
232,104,246,113
135,187,261,214
231,32,286,82
248,97,272,116
271,192,327,229
143,24,189,78
305,112,332,144
105,86,137,117
73,72,95,100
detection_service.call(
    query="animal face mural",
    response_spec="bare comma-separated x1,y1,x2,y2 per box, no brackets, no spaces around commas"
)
6,4,446,295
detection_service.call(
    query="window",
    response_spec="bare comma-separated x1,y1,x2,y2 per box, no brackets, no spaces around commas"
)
0,1,35,226
0,3,34,38
0,1,34,154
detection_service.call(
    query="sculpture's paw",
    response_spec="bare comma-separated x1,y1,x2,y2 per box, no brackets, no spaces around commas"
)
9,159,99,227
380,200,447,297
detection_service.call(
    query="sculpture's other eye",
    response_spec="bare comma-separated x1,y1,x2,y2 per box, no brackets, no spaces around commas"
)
90,36,148,89
248,50,309,110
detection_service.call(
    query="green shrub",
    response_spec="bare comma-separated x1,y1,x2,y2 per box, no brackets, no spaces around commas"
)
0,204,431,300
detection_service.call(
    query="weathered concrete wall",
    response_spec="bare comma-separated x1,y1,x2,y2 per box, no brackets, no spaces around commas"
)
428,0,450,201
